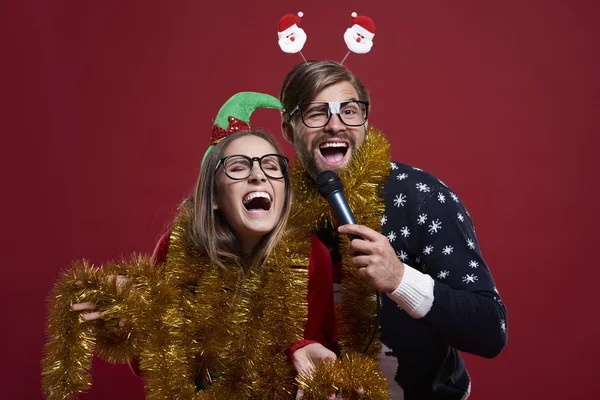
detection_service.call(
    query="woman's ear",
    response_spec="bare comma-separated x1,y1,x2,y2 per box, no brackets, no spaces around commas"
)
212,198,219,210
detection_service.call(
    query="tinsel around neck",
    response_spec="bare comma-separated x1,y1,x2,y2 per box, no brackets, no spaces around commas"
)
290,126,391,231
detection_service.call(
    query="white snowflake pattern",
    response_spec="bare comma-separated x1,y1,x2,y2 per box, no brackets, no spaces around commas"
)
501,319,506,333
415,256,421,263
391,162,398,170
469,260,479,268
400,226,410,237
397,250,408,261
380,215,387,226
462,274,479,284
457,212,465,222
450,192,459,202
423,245,434,255
393,193,407,207
397,173,408,181
428,219,442,234
466,239,476,249
387,231,397,242
437,192,446,203
442,246,454,255
437,270,449,279
416,182,431,192
417,213,428,225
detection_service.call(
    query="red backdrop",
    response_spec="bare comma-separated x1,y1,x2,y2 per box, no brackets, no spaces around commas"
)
2,1,599,398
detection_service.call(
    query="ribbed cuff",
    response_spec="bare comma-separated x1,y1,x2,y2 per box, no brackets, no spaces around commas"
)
386,264,435,318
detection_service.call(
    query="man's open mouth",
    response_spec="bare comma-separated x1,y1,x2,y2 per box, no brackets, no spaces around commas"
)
319,142,349,165
242,191,272,212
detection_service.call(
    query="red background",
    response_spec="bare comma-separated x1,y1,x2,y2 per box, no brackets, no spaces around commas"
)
2,1,599,398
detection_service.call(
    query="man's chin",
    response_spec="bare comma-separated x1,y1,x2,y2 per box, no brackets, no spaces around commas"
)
315,158,351,175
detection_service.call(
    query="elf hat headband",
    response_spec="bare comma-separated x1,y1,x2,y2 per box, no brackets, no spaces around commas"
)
202,92,283,164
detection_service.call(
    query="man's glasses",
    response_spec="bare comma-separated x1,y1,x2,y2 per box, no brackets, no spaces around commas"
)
216,154,289,180
289,100,369,128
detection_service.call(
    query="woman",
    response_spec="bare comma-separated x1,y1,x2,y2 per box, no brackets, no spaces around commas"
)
42,93,321,399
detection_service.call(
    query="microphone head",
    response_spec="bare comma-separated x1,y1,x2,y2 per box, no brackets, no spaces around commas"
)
316,170,344,198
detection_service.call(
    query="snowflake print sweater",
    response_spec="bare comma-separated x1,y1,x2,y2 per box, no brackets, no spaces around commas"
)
317,162,507,399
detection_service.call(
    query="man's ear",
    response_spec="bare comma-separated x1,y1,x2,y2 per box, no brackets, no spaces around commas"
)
281,122,295,144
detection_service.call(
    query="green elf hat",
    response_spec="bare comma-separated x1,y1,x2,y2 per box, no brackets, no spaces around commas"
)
202,92,284,164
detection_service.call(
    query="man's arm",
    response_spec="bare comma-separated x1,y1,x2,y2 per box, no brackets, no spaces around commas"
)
387,185,507,358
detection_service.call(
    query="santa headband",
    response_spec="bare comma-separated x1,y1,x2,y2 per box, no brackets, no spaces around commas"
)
276,11,376,63
202,92,283,164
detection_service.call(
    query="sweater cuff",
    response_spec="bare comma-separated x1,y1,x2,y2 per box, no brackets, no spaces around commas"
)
386,263,435,319
286,339,320,362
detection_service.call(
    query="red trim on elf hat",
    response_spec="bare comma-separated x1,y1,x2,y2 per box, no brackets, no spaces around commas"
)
210,116,251,144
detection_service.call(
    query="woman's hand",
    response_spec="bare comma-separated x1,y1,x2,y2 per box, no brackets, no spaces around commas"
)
70,275,129,327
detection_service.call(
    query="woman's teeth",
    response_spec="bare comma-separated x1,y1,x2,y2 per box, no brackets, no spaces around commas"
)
243,191,271,204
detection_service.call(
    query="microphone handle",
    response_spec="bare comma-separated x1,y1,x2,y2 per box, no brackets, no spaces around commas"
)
327,191,362,242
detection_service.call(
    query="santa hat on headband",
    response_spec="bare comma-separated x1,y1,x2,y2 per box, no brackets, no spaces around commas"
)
202,92,283,164
278,11,304,38
349,12,375,40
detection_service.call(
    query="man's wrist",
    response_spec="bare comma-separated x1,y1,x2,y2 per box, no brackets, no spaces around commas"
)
386,263,435,318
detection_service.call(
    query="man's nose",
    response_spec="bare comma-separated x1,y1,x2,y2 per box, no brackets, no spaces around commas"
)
323,113,345,134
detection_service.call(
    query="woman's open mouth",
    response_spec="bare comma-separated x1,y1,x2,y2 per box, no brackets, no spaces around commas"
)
242,191,272,213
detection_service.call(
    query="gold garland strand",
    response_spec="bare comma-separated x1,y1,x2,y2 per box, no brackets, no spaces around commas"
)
41,255,158,400
296,353,389,400
290,127,390,354
290,127,391,397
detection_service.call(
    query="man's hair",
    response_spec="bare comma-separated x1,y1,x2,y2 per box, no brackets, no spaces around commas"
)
182,130,292,272
279,60,370,130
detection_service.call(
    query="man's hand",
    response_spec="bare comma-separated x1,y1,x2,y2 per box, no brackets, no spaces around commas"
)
338,224,405,293
292,343,337,400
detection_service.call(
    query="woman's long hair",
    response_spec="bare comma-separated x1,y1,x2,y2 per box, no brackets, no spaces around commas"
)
182,130,292,272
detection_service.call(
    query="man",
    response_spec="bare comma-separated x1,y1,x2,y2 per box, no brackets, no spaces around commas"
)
281,61,507,399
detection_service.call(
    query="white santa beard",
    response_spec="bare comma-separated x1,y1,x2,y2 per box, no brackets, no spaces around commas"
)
344,28,373,54
278,29,307,54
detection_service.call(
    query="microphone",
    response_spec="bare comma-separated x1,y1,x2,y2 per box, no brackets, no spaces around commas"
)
316,171,361,240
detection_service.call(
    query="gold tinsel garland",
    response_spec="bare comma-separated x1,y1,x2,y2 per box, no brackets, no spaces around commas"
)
290,127,391,356
41,255,166,400
140,214,310,400
41,127,392,399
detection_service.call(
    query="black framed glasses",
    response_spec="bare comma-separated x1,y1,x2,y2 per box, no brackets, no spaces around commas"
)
289,100,369,128
215,154,289,180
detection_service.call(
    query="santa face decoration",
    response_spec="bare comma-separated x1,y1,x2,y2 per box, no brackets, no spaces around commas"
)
278,26,307,54
344,12,375,54
277,12,307,54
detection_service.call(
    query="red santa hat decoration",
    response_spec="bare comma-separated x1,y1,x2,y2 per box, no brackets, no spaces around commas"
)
277,11,376,65
277,11,308,60
343,12,376,57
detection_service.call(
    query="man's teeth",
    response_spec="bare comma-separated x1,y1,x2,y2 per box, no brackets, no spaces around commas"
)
243,191,271,204
320,142,348,149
